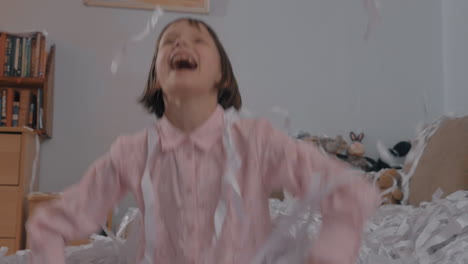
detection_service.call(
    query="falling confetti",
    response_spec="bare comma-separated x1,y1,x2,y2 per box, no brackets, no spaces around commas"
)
111,7,164,74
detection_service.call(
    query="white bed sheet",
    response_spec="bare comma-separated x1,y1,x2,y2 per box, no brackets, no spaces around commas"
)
2,191,468,264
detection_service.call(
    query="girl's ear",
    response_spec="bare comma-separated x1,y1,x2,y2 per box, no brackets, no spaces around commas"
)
155,79,161,90
350,132,357,141
358,133,364,142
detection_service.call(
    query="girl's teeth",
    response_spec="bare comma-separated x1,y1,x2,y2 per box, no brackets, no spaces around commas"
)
170,53,197,69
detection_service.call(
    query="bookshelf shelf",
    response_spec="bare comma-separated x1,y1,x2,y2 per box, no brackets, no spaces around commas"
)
0,127,39,136
0,77,45,88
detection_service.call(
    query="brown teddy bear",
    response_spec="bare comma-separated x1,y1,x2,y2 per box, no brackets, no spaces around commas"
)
376,169,404,205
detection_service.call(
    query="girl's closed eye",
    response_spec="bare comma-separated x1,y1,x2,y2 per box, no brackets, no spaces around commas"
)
162,38,175,45
194,37,205,44
161,32,178,46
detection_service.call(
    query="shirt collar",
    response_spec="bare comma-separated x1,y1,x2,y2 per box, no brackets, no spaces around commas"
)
157,105,224,152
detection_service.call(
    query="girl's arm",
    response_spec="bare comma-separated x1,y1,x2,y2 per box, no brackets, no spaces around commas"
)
256,120,379,264
26,136,131,264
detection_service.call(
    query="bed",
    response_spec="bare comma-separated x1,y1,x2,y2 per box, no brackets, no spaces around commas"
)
1,115,467,264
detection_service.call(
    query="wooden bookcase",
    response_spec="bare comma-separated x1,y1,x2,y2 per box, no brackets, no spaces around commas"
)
0,129,38,255
0,45,55,139
0,33,55,255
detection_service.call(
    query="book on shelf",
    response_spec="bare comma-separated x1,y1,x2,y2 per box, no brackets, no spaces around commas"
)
11,91,19,127
0,91,3,126
5,88,13,126
0,87,42,130
0,31,47,78
0,89,6,126
18,89,30,127
29,93,37,128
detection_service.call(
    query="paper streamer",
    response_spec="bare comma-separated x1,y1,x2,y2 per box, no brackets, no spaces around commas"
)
88,126,157,264
399,116,447,204
115,207,140,239
212,106,293,247
363,0,380,40
252,175,326,264
171,153,184,208
139,126,159,264
253,171,363,264
270,106,291,135
111,7,164,74
421,85,430,123
29,134,40,193
213,108,244,243
370,116,449,206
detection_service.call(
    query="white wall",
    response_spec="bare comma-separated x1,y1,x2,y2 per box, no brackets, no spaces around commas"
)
443,0,468,115
0,0,443,225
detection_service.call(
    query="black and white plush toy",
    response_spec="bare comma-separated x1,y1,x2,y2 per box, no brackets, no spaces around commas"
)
366,141,412,172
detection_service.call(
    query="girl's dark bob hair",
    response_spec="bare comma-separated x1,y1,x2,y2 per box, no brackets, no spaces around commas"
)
140,18,242,118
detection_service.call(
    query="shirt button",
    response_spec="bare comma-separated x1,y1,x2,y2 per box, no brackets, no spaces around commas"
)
186,145,194,159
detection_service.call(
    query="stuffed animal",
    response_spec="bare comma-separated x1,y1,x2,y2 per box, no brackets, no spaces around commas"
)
317,135,348,155
296,133,348,156
367,141,412,172
376,169,404,205
337,132,372,171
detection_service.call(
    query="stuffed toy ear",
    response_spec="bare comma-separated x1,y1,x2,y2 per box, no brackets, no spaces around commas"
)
357,133,364,142
350,132,357,141
392,141,412,157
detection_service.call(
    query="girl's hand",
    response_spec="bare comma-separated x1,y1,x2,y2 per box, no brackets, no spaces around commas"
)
308,178,379,264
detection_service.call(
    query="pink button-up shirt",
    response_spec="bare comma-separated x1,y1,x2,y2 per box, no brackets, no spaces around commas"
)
27,105,379,264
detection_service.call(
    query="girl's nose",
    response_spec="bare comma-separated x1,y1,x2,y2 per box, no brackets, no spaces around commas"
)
175,37,187,47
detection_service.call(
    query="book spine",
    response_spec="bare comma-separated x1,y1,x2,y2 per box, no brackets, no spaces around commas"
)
34,33,41,77
0,90,2,126
6,88,14,126
21,37,27,77
43,51,48,77
7,36,14,77
0,89,6,126
0,33,6,77
14,37,20,77
31,38,36,77
38,34,45,77
37,89,43,129
20,37,25,77
29,93,37,128
26,38,32,77
10,37,16,77
18,90,31,127
28,97,35,127
4,37,11,76
12,91,20,127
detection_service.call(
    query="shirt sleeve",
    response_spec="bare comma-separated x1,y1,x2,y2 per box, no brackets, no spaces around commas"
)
256,119,379,264
26,136,130,264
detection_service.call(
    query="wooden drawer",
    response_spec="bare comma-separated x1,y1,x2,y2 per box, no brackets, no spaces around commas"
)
0,238,16,256
0,134,21,185
0,186,19,237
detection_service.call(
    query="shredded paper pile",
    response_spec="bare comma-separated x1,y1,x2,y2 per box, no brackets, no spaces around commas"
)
270,190,468,264
2,190,468,264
